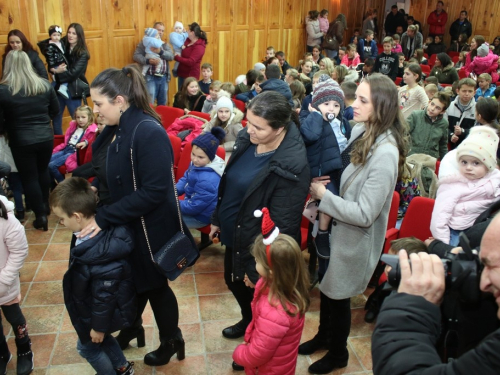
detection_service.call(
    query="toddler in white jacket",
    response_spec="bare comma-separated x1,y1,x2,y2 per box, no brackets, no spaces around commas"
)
431,126,500,245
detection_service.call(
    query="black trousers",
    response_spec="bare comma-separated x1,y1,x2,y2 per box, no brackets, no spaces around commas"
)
11,140,52,217
224,247,254,323
72,162,94,180
324,295,351,356
0,303,28,344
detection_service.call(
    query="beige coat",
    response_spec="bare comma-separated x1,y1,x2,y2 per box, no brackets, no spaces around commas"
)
306,18,323,47
318,124,399,299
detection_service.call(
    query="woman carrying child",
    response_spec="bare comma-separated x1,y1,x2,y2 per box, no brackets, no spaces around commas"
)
232,208,310,374
431,126,500,245
49,105,97,183
173,77,206,113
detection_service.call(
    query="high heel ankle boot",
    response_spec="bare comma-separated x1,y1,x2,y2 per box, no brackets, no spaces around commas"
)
115,326,145,350
144,329,185,366
0,340,11,375
33,215,48,231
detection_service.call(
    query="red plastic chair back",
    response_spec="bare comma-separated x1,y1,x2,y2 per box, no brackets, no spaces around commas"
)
53,135,64,148
395,77,403,86
188,111,211,122
241,119,247,127
398,197,435,241
387,191,400,230
435,160,441,176
168,135,182,171
232,99,246,113
458,69,467,79
155,106,184,130
420,64,431,75
452,56,459,64
424,53,429,59
428,54,437,67
448,51,459,58
175,141,225,182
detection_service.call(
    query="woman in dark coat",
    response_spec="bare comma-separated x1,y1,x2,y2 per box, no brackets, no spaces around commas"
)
78,64,195,367
324,13,347,59
0,50,58,231
209,91,310,368
2,29,48,80
52,23,90,135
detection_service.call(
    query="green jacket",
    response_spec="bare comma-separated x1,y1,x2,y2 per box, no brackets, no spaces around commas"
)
429,63,459,84
408,109,449,159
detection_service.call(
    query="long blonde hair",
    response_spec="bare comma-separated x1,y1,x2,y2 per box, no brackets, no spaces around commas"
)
350,74,409,179
252,234,310,317
1,50,50,96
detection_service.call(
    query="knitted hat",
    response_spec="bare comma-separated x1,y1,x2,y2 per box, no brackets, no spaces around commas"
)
216,96,234,112
477,43,490,57
254,207,279,268
192,127,226,161
174,21,184,30
456,126,499,171
48,25,63,37
254,62,266,71
312,75,345,117
144,28,158,38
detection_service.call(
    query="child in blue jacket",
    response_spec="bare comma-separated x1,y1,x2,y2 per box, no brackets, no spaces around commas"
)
176,128,226,228
300,75,351,259
142,28,164,76
169,21,188,77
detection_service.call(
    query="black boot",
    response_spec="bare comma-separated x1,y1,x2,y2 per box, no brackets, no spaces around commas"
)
32,215,48,231
222,319,249,339
144,329,185,366
115,326,145,350
0,340,11,375
16,339,33,375
116,361,135,374
15,210,25,223
299,292,331,355
308,350,348,374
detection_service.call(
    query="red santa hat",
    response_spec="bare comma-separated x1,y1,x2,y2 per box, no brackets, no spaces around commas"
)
254,207,280,268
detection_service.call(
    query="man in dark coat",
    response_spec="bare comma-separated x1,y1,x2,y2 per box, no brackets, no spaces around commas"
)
384,5,405,36
260,64,294,107
371,215,500,374
449,10,472,42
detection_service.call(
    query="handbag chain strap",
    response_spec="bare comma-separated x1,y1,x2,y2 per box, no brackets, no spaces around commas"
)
130,120,184,263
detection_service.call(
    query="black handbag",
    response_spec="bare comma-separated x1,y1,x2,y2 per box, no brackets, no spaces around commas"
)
322,35,339,51
68,77,90,104
130,120,199,281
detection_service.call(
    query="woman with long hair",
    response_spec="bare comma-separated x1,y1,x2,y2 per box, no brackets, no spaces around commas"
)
172,77,206,113
2,29,48,80
52,23,90,135
303,73,408,373
0,50,59,230
324,13,347,59
78,64,194,367
430,52,459,84
173,22,208,90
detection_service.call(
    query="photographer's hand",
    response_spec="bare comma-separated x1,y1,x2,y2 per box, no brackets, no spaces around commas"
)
398,250,445,305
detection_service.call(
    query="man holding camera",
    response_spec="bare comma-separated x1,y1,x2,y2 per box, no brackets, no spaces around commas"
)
372,215,500,373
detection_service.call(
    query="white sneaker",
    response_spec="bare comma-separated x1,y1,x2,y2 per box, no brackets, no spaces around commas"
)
57,85,69,99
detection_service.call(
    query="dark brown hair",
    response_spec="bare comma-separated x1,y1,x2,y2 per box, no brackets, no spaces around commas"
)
66,23,90,59
3,29,34,59
189,22,208,44
178,77,202,109
390,237,427,255
49,177,96,218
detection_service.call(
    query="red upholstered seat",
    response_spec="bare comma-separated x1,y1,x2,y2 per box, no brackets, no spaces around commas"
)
155,106,184,130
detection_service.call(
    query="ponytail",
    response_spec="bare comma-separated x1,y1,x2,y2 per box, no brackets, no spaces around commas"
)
189,22,208,44
90,64,161,123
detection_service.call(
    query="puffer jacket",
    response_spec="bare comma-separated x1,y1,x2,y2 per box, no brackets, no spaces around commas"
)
232,279,305,375
407,109,448,159
299,111,351,178
475,84,496,100
37,38,67,69
260,79,294,107
204,107,244,153
430,164,500,243
430,63,459,84
166,115,206,150
52,120,98,172
465,50,499,83
174,38,207,79
176,155,225,223
63,226,136,344
0,196,27,306
211,124,309,283
341,53,361,68
306,17,323,47
319,16,329,34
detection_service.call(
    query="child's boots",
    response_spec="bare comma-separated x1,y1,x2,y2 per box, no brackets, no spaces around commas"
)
0,340,12,375
15,324,34,375
116,361,135,375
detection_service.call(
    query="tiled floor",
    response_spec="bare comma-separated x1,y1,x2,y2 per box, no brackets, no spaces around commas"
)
5,212,375,374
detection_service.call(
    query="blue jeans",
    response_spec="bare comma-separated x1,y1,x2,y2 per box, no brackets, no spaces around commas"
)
182,214,209,229
325,49,338,59
449,228,463,247
53,93,82,135
49,146,75,182
77,336,127,375
145,74,167,106
177,76,185,91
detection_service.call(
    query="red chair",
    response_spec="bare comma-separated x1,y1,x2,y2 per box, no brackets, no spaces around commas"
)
168,135,182,173
188,111,211,122
241,119,247,127
435,160,441,176
440,83,452,87
448,51,459,59
452,56,459,64
382,191,401,255
428,54,437,68
53,135,64,149
420,64,431,75
424,53,429,59
232,98,246,113
395,77,403,86
155,106,184,130
458,69,467,79
386,197,435,244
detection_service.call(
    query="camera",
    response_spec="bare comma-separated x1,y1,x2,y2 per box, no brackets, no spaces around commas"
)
381,233,482,304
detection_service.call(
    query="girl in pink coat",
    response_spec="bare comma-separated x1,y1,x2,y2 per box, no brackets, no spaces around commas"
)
464,43,499,83
431,126,500,245
0,196,34,374
49,105,97,182
341,44,361,69
232,208,310,374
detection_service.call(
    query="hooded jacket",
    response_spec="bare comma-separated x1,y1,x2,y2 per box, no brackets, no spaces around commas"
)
430,63,459,84
445,96,476,148
203,107,244,153
211,124,309,283
0,196,27,306
174,38,207,79
176,155,225,224
63,226,136,343
465,50,499,83
166,114,206,150
408,109,449,159
475,84,496,100
260,79,294,107
357,38,378,61
431,156,500,243
232,279,305,375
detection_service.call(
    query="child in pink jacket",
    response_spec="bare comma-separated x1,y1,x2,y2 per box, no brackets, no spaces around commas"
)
431,126,500,245
0,196,34,374
464,44,499,83
50,105,97,183
232,208,310,374
341,44,361,69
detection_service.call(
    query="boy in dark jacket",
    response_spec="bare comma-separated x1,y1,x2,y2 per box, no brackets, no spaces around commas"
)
299,75,351,258
373,37,399,82
446,78,476,149
357,29,378,61
50,178,136,375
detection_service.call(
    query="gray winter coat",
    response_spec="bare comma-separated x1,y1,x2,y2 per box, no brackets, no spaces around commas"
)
318,124,399,299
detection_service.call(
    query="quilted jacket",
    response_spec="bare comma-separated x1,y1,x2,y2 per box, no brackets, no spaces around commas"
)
166,115,206,150
464,50,499,83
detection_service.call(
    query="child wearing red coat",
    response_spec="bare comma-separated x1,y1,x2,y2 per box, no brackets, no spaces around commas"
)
232,208,310,374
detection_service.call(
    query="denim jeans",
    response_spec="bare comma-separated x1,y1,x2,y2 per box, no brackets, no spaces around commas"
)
449,228,463,247
325,49,338,59
145,74,167,106
77,336,127,375
182,214,209,229
49,146,75,182
53,93,82,135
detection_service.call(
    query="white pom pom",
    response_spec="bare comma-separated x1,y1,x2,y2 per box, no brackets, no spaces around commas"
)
254,209,263,218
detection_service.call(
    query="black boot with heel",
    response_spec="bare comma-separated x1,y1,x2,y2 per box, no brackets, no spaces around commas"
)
144,329,184,367
0,340,11,375
115,326,145,350
32,216,48,231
